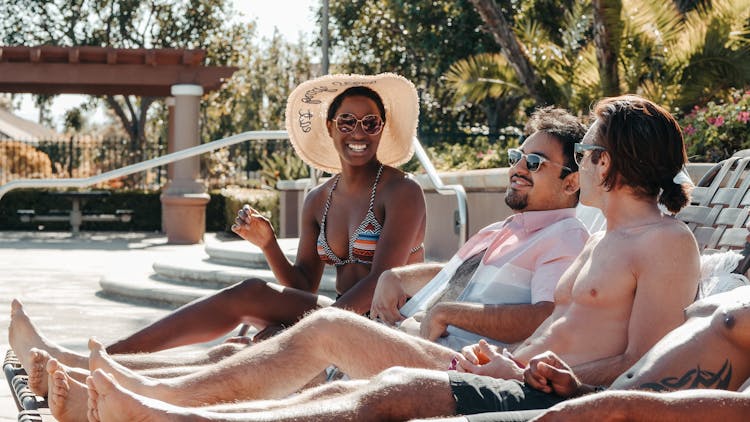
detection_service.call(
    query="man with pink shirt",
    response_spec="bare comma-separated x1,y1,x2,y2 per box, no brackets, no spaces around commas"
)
73,106,591,406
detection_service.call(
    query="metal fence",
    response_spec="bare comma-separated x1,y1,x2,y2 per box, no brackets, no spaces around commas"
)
0,136,296,191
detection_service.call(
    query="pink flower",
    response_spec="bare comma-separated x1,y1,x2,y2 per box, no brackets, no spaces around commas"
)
738,111,750,124
713,116,725,127
707,117,716,125
684,124,696,135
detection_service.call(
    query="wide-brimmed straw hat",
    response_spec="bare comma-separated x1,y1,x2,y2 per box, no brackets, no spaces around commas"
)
285,73,419,173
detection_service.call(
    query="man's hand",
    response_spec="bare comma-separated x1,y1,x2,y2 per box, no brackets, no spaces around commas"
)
524,351,582,397
231,205,275,249
454,340,524,380
370,270,410,324
419,303,450,340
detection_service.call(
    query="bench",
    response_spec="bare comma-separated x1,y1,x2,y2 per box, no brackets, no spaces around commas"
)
16,191,133,234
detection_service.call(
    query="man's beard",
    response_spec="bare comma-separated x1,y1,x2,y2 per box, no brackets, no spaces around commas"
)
505,188,528,210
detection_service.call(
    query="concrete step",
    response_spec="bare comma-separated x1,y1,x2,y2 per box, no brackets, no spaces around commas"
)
100,272,219,308
151,257,338,292
100,269,338,308
204,237,300,268
98,235,338,308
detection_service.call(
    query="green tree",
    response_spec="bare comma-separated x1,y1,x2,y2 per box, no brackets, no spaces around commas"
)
454,0,750,122
326,0,497,144
443,53,526,133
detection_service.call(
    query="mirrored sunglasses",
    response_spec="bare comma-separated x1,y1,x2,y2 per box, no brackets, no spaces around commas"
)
507,148,572,173
574,143,607,166
334,113,384,135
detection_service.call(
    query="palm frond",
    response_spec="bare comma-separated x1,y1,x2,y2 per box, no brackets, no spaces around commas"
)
621,0,683,45
444,53,524,105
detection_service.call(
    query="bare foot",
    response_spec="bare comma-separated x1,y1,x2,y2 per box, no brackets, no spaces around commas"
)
27,348,50,396
87,369,198,422
88,338,165,399
8,299,89,370
47,358,89,422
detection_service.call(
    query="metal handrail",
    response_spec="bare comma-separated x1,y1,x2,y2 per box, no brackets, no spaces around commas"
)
0,131,468,246
412,138,468,245
0,130,288,200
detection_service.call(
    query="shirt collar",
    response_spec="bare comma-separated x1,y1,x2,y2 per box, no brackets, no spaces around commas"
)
505,208,577,234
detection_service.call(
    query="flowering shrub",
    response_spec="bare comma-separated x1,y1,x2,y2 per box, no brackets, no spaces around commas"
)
681,89,750,162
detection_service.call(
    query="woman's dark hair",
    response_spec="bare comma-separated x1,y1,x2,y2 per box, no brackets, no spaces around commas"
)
524,106,587,178
326,86,386,123
592,95,690,213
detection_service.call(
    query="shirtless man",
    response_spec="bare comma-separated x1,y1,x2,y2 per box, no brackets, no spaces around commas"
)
38,95,700,422
9,107,588,398
78,283,750,421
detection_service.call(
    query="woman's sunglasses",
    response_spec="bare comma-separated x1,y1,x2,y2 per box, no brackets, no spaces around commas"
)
573,143,607,166
507,148,572,173
333,113,384,135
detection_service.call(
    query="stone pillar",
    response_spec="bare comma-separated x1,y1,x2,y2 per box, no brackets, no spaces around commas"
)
166,97,176,180
160,84,210,244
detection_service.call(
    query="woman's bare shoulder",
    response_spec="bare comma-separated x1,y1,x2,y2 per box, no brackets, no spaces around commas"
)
301,178,334,213
380,166,424,196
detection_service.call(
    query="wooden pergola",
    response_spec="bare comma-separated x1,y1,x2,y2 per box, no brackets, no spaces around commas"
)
0,45,239,243
0,46,236,96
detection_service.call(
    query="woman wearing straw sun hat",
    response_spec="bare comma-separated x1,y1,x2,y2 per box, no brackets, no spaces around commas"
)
104,73,427,352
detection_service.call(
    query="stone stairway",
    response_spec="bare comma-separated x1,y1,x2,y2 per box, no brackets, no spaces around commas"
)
99,236,338,308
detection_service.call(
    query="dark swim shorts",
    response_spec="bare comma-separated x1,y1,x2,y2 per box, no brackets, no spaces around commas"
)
449,372,566,415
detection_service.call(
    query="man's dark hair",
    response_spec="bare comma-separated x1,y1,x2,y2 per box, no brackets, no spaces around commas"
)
326,86,386,122
591,95,690,213
524,106,587,178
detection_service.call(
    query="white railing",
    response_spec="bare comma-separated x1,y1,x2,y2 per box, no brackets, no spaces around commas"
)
412,138,468,244
0,131,468,246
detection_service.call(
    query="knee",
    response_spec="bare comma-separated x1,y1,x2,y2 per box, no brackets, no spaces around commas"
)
357,367,424,415
207,342,246,360
221,278,269,301
298,307,353,331
371,366,420,388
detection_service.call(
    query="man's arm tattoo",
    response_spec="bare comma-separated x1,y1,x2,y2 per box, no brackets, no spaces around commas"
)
639,360,732,392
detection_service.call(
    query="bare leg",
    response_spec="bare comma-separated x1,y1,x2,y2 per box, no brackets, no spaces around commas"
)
9,298,248,373
47,358,89,422
88,369,223,422
9,299,89,369
112,342,248,371
106,278,332,354
200,379,368,413
87,367,456,421
89,307,457,405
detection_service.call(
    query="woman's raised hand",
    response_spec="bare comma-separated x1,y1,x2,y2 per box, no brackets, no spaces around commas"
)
231,204,275,249
370,269,410,324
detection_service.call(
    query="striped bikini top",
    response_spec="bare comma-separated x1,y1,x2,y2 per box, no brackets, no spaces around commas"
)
317,164,422,266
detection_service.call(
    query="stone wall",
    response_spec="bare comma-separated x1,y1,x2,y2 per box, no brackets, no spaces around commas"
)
278,163,715,261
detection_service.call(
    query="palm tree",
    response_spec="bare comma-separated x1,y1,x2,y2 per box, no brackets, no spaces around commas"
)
450,0,750,123
444,53,526,134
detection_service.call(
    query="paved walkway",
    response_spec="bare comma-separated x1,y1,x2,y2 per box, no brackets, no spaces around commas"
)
0,231,231,420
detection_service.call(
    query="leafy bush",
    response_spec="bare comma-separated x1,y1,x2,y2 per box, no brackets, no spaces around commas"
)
219,186,280,234
681,89,750,162
403,128,522,173
1,190,228,232
0,141,53,181
258,148,309,187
